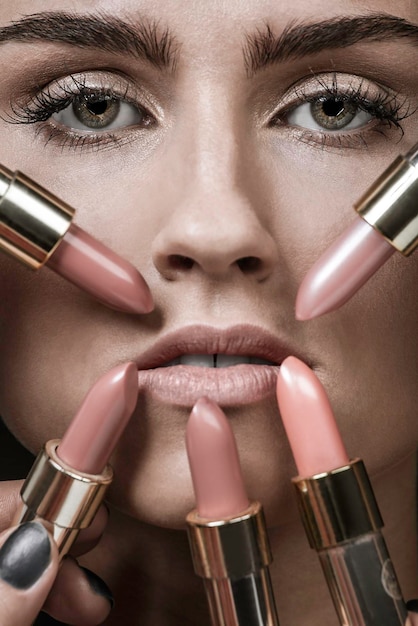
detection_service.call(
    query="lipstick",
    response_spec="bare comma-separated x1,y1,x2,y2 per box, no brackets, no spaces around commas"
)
0,165,153,314
295,143,418,320
13,361,138,558
186,397,279,626
277,356,407,625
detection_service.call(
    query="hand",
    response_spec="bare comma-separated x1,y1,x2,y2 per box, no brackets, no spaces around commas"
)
0,480,113,625
407,601,418,626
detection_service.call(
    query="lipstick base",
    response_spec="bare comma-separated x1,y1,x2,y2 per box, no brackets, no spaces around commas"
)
293,459,407,625
204,569,278,626
318,534,407,626
187,501,279,626
13,440,113,559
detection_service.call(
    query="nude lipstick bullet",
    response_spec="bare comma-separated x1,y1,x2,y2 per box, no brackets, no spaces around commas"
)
13,361,138,558
0,165,153,314
186,397,279,626
296,144,418,320
276,356,408,626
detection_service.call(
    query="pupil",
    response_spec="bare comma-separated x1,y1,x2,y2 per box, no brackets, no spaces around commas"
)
322,99,345,118
86,100,108,116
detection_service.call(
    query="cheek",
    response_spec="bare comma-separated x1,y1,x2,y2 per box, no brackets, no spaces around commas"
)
262,146,368,285
0,256,126,451
267,147,418,471
0,161,158,451
315,253,418,472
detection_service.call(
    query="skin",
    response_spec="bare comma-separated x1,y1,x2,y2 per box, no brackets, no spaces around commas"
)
0,0,418,623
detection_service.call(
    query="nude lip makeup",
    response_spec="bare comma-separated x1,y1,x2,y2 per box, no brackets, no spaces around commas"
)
0,165,153,314
186,397,279,626
13,362,138,559
276,356,408,626
296,143,418,320
136,324,287,407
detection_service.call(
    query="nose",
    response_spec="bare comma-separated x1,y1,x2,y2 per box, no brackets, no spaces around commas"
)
152,186,278,281
152,150,279,282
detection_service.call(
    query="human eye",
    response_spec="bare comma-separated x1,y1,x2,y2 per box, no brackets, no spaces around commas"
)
270,72,412,150
6,72,158,152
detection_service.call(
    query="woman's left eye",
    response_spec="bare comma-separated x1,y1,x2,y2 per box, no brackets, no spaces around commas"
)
268,72,410,149
287,98,372,132
52,95,145,131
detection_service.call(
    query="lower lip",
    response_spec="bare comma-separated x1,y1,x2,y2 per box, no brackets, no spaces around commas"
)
137,364,280,407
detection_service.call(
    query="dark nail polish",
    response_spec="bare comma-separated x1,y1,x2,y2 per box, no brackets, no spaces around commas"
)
0,522,51,589
81,566,114,608
407,599,418,613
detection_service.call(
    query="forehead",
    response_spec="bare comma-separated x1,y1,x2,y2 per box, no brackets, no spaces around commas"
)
3,0,418,26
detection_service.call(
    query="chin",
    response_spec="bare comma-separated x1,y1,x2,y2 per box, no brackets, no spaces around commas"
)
107,404,299,531
107,461,197,530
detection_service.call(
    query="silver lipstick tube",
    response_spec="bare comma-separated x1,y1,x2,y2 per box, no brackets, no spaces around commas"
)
294,458,407,625
0,165,74,269
187,501,279,626
13,440,112,559
355,144,418,255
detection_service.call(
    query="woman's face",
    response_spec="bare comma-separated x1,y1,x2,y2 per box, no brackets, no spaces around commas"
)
1,0,418,529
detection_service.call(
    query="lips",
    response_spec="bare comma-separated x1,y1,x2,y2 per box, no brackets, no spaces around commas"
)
136,325,300,407
163,355,275,367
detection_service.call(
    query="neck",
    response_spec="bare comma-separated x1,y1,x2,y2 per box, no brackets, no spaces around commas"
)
80,452,417,625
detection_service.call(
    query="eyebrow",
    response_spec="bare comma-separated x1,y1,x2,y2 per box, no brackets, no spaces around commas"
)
244,13,418,75
0,12,179,70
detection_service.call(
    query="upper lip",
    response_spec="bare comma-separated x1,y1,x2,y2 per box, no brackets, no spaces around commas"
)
135,324,303,369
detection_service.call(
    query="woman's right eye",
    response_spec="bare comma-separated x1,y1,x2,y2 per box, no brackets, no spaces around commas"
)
52,95,149,132
6,71,158,151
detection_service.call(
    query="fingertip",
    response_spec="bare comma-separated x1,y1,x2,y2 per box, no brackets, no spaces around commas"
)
0,522,57,590
80,566,114,608
43,556,113,624
0,523,59,625
72,504,109,556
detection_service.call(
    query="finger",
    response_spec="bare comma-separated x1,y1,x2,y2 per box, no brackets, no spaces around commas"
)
71,504,109,556
42,556,113,625
0,480,24,529
0,522,58,626
407,600,418,626
0,478,107,556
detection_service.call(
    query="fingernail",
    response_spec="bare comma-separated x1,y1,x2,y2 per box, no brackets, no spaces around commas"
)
81,566,114,608
0,522,51,589
407,599,418,613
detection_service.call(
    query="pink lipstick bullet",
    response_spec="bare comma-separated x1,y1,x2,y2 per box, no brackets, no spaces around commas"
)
186,397,279,626
0,166,153,314
13,362,138,558
277,356,407,625
296,145,418,320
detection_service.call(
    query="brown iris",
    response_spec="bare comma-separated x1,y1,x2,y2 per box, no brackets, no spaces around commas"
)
72,96,120,129
310,98,357,130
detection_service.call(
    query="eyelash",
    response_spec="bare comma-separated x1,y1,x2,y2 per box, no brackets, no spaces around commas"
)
270,73,413,150
4,71,414,153
6,74,156,152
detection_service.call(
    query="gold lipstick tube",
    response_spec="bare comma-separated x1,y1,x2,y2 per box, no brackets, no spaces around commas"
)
12,440,112,559
294,458,407,626
0,166,74,269
355,144,418,255
187,501,279,626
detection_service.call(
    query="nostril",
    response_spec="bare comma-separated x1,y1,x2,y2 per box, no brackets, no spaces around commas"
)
168,254,195,270
237,256,262,273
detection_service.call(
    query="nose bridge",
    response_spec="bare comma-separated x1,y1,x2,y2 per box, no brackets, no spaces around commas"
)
152,89,279,280
176,79,244,191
